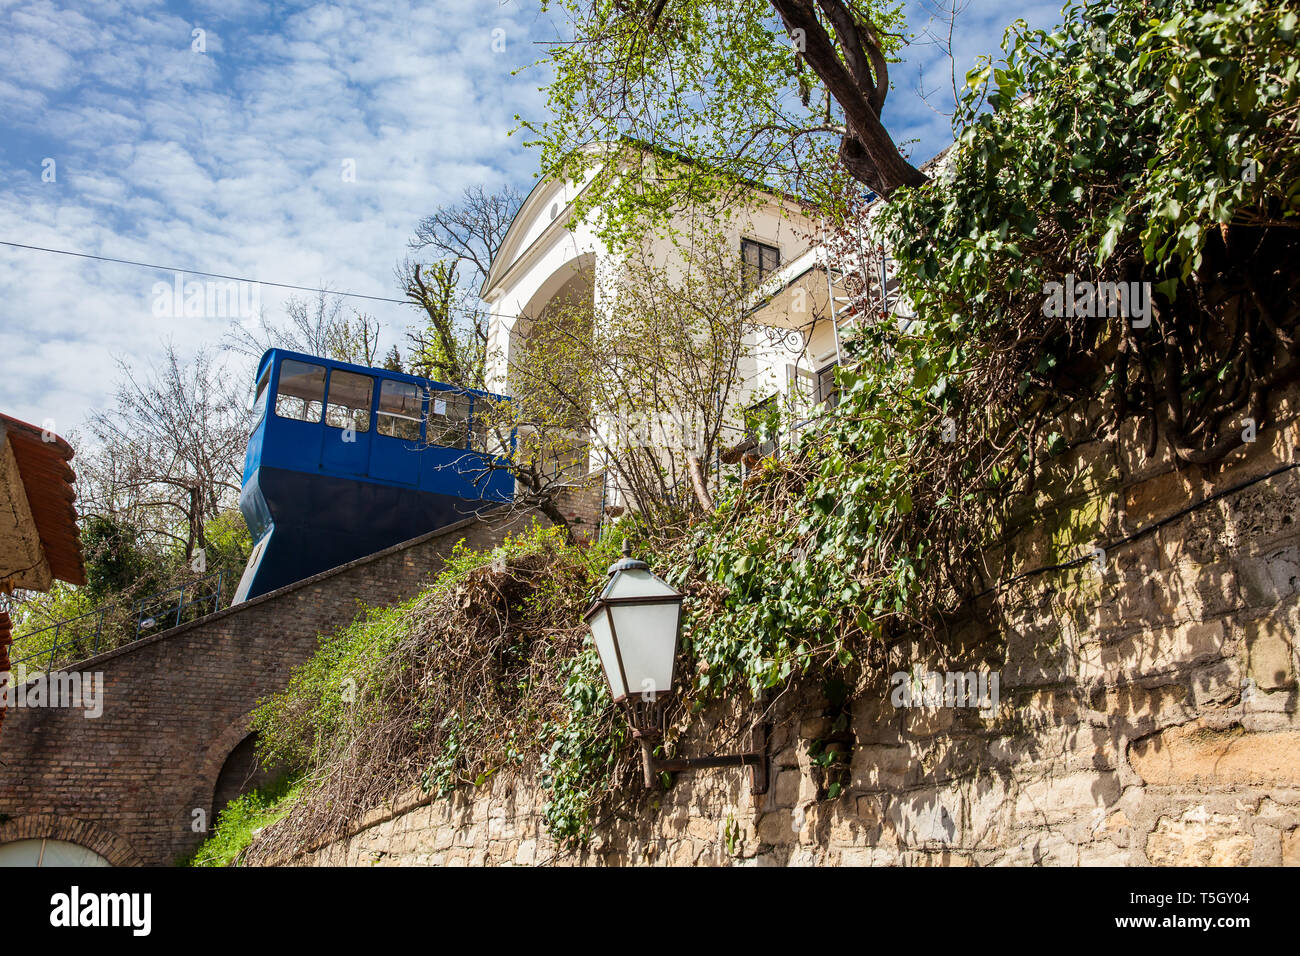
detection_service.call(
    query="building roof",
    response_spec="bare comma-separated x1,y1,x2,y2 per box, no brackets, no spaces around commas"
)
0,413,85,591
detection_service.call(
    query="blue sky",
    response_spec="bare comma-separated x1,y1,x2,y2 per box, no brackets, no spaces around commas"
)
0,0,1065,437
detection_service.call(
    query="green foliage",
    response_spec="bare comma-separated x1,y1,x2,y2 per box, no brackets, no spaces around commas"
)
668,0,1300,698
247,520,633,850
234,0,1300,851
199,508,252,582
529,0,906,241
9,507,252,670
183,774,302,867
81,515,162,601
538,635,628,840
403,260,487,387
252,597,418,773
893,0,1299,314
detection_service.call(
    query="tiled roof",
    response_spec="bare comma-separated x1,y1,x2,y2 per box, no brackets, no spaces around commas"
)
0,414,85,588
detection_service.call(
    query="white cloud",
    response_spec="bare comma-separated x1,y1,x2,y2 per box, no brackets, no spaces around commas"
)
0,0,552,436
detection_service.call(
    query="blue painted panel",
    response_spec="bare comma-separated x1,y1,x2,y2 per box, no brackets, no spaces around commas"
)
234,466,497,601
243,414,265,480
370,431,421,485
320,419,370,475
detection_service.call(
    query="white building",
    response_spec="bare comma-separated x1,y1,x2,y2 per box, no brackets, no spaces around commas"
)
480,147,909,523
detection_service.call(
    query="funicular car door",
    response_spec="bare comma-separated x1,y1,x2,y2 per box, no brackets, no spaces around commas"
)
320,367,375,476
369,378,423,486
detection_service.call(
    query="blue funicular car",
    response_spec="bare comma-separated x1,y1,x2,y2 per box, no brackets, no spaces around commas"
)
232,348,514,603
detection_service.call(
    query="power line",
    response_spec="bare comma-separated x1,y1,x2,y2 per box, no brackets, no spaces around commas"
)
0,239,411,306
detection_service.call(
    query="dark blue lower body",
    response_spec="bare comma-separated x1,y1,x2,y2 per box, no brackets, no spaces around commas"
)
232,466,499,603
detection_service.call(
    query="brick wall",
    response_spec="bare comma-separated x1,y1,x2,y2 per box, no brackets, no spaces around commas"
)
265,387,1300,867
0,509,540,866
553,471,606,541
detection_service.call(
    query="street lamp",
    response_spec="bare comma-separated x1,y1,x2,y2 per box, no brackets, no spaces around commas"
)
584,540,768,793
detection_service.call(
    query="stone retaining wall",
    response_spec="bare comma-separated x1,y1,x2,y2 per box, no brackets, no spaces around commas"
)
266,389,1300,866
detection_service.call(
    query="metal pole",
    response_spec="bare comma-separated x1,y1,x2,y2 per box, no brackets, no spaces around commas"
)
821,228,843,368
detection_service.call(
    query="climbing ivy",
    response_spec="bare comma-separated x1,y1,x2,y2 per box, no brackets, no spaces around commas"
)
667,0,1300,700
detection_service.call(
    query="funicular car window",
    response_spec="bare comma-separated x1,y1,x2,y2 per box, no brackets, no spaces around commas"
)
466,394,500,454
325,370,374,433
274,360,326,423
250,367,271,432
427,390,471,448
377,379,422,441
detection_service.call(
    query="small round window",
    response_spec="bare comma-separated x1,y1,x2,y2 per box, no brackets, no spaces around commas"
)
550,202,558,220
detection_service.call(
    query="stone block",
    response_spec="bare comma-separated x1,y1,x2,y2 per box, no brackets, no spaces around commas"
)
756,810,794,846
1145,805,1253,866
772,769,802,808
1012,771,1121,828
1283,828,1300,867
1126,468,1204,529
1079,620,1226,685
1128,723,1300,786
1235,545,1300,608
885,786,963,846
850,744,913,791
1243,609,1297,691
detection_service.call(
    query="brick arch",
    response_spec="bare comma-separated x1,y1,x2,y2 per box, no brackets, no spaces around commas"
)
184,709,262,830
0,813,143,867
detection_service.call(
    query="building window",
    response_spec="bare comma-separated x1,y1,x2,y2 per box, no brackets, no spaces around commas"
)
741,238,780,286
274,360,325,423
816,363,840,409
324,370,374,433
376,379,422,441
744,395,779,459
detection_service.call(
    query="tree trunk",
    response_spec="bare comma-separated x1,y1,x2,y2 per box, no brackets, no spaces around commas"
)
533,494,575,542
686,453,715,512
768,0,928,197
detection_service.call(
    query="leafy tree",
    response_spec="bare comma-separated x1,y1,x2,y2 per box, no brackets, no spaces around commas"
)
528,0,924,242
81,515,162,601
401,260,485,385
401,186,524,388
400,186,599,535
85,345,245,563
507,222,760,525
672,0,1300,696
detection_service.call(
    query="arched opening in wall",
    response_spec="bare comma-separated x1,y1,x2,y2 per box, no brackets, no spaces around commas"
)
510,264,597,493
210,732,284,827
0,838,111,867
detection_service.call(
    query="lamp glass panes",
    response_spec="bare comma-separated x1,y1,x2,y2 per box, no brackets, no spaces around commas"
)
585,562,683,703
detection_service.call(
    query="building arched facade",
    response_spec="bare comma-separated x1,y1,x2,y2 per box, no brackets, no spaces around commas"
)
480,148,860,522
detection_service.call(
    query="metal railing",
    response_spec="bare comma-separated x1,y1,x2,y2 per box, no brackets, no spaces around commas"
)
8,571,226,676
